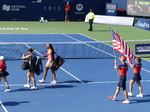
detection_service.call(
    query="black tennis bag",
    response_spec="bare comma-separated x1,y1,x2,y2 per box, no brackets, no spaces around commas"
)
22,61,30,70
52,55,65,71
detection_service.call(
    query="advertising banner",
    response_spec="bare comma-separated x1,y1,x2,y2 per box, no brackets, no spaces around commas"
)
0,0,111,21
134,19,150,31
85,15,134,26
135,44,150,54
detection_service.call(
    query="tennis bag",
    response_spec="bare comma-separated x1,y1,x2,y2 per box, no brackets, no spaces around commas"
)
52,55,65,71
22,61,30,70
35,56,43,75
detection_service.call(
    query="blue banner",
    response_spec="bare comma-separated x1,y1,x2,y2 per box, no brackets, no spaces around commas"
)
0,0,111,21
135,44,150,54
105,3,117,16
134,19,150,31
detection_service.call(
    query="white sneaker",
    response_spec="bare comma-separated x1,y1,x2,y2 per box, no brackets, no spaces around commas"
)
24,84,30,88
4,89,10,92
31,86,37,89
136,94,143,97
38,79,45,83
122,99,130,104
128,92,133,97
51,80,57,84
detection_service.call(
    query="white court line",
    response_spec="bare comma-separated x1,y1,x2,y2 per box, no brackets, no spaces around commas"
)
24,44,84,83
62,33,116,58
0,80,150,87
0,101,8,112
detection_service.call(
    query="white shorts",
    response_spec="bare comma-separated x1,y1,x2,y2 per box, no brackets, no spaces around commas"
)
46,60,53,67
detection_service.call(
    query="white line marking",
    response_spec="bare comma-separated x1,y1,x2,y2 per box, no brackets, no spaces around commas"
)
0,80,149,87
60,67,83,83
0,28,28,30
141,68,150,73
0,101,8,112
62,33,82,42
63,34,116,58
24,44,83,83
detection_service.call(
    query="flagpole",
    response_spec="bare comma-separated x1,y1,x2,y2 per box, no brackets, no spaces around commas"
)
110,27,119,80
111,28,136,79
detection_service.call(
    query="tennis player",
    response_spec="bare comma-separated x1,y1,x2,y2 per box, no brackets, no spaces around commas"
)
109,56,130,104
128,57,143,97
39,43,57,84
0,56,10,92
22,48,37,89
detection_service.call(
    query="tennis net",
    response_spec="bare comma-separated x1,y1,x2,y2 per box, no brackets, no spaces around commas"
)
1,40,149,60
0,41,121,60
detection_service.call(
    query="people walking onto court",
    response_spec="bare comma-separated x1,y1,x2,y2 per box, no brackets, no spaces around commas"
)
128,57,143,97
87,9,95,31
39,43,57,84
109,56,130,104
22,48,37,89
65,2,70,22
0,56,10,92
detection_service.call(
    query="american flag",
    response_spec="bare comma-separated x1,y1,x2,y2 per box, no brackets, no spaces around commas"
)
111,29,136,65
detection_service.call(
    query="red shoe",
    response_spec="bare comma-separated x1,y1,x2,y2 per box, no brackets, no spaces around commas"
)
108,96,115,101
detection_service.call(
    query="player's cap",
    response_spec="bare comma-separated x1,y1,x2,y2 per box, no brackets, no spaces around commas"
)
90,9,92,11
120,56,126,61
0,56,5,60
135,57,141,62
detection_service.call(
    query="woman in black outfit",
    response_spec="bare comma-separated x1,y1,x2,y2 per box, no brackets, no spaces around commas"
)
22,48,37,89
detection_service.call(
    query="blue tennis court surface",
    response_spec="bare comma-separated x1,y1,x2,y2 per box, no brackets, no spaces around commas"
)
0,34,150,112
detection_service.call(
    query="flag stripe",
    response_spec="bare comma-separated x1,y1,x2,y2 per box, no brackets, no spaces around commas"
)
111,30,136,65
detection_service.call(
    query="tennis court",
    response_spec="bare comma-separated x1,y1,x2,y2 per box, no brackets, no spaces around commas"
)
0,33,150,112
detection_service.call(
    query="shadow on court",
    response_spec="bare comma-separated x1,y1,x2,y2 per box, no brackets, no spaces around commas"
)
59,80,92,84
44,85,75,89
10,88,41,92
10,85,75,92
1,101,29,106
92,30,110,32
143,95,150,97
131,98,150,104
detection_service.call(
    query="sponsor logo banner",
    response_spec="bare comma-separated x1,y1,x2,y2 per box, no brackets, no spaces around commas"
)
74,3,85,15
2,4,26,11
84,15,134,26
135,19,150,31
135,44,150,54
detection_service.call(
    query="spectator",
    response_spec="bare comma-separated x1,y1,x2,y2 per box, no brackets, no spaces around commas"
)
65,2,71,22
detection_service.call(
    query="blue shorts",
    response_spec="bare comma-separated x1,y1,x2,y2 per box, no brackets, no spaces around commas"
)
65,11,70,16
118,76,126,90
132,73,141,81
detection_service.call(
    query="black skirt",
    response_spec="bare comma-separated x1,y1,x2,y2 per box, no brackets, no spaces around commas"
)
0,71,9,77
29,63,36,73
